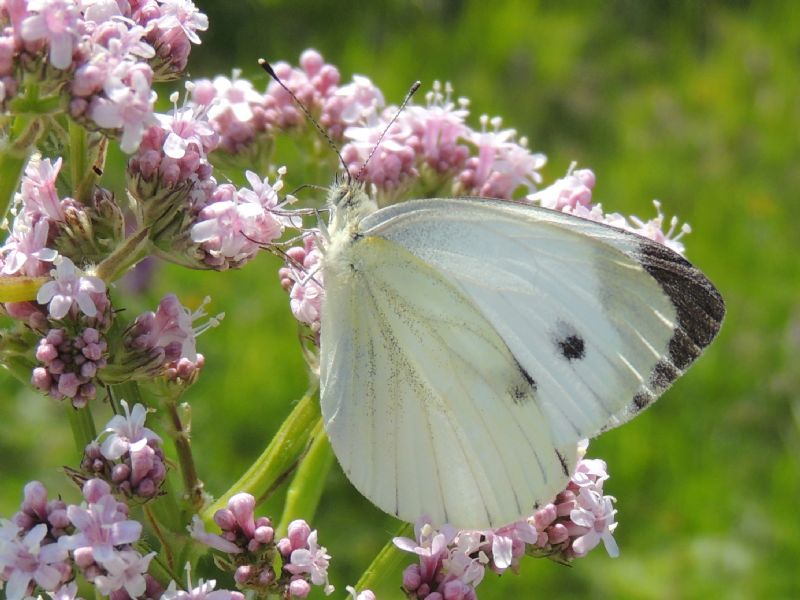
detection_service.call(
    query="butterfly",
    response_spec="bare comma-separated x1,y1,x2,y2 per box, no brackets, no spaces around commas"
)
317,180,724,530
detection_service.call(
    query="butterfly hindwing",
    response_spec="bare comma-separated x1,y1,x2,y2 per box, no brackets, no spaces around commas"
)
320,234,577,529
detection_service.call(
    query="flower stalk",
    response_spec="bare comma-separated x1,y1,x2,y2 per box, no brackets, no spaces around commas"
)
201,390,321,526
277,418,334,536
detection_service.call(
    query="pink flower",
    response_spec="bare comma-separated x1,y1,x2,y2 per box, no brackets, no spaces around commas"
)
527,166,596,211
88,65,156,152
0,522,70,600
154,0,208,45
321,74,384,137
48,580,82,600
36,257,106,320
400,80,471,173
156,95,218,159
188,516,241,555
99,400,162,460
459,115,546,198
19,0,82,69
284,530,333,595
92,548,155,597
59,480,142,564
161,576,244,600
280,233,325,326
20,157,66,222
626,200,691,256
569,487,619,558
1,215,58,277
136,294,201,362
345,586,376,600
341,118,417,188
191,171,294,268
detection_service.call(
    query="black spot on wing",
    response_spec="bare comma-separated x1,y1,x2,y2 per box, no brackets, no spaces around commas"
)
552,321,586,362
555,449,569,477
558,334,586,361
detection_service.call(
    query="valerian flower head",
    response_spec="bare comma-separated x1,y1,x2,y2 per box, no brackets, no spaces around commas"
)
32,325,107,407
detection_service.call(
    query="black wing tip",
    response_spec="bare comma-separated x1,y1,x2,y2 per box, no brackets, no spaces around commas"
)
625,238,725,417
636,239,725,353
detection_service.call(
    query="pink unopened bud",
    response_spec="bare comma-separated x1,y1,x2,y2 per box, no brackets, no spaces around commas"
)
82,478,111,503
254,525,274,544
21,481,48,518
228,492,256,537
288,578,311,599
402,564,421,591
234,565,252,585
213,508,236,531
287,519,311,550
547,523,569,544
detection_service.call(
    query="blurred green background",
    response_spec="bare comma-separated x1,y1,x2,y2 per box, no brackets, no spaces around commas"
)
2,1,799,598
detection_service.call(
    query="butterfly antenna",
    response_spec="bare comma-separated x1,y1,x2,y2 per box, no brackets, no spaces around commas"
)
355,80,421,182
259,58,350,182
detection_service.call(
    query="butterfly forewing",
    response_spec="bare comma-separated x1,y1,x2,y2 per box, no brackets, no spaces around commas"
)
361,198,724,436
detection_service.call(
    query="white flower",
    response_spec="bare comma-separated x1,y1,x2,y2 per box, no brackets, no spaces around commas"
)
36,256,106,320
99,400,162,460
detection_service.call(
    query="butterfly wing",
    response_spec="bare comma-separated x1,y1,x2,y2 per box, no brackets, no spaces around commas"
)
359,198,724,438
320,196,724,529
320,234,578,529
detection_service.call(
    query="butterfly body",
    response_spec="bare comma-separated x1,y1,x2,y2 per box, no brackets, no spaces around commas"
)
318,183,724,529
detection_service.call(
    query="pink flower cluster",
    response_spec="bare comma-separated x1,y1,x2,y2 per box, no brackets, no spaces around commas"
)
190,169,298,270
80,400,167,500
189,50,341,153
1,157,66,280
32,325,106,407
60,478,155,598
394,444,618,599
278,233,324,333
123,293,215,381
128,91,218,191
0,482,72,600
0,478,159,600
0,0,207,150
527,166,692,255
190,493,334,598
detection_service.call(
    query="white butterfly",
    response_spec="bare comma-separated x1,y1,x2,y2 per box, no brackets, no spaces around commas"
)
316,179,724,531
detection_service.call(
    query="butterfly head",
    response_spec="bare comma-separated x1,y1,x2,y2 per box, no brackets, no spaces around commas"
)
327,175,377,234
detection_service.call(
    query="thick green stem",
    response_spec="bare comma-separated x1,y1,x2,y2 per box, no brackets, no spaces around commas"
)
94,226,150,282
276,419,334,536
65,403,97,458
347,522,413,598
201,391,321,525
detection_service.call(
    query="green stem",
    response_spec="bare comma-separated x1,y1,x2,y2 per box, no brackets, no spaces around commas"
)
0,114,42,221
65,404,97,457
94,226,151,282
68,119,89,202
348,522,413,598
201,391,321,525
276,419,334,536
165,398,205,512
